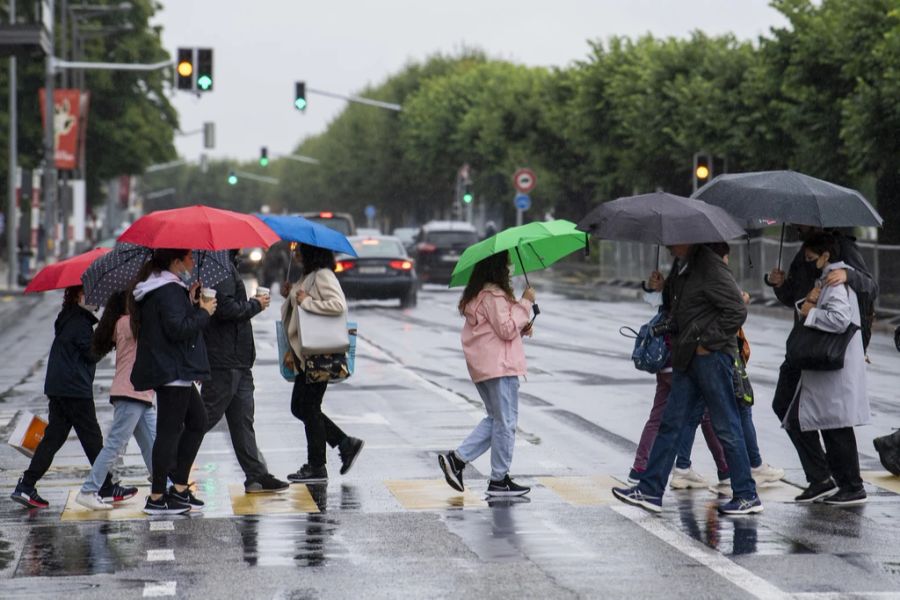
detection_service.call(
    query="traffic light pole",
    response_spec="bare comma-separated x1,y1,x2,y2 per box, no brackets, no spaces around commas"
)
50,57,174,72
306,87,402,112
6,0,17,288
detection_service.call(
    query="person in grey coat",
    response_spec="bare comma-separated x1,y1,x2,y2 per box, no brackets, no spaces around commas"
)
786,232,870,506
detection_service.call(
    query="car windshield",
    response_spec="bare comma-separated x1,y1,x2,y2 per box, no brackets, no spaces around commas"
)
352,238,406,257
426,231,478,245
306,216,352,236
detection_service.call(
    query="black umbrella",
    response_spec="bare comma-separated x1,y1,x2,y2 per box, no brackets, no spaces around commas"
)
577,192,747,246
692,170,883,268
82,243,233,307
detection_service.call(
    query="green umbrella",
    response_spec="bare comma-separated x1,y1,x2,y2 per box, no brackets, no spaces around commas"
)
449,219,588,288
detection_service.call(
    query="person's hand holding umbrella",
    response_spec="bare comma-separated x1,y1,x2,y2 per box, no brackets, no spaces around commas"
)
768,267,786,288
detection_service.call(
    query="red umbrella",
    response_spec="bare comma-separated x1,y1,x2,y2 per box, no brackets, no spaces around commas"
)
117,205,280,250
24,247,112,293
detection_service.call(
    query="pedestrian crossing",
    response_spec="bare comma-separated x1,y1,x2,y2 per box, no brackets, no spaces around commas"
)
49,471,900,521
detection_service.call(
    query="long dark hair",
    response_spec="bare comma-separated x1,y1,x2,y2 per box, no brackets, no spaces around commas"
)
458,251,515,315
298,243,336,275
63,285,83,308
130,248,191,339
802,232,841,263
92,290,128,358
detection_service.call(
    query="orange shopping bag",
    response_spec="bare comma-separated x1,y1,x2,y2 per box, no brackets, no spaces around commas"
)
7,411,47,458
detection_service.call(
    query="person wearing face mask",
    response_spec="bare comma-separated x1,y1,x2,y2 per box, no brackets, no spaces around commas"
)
785,232,869,505
766,226,877,502
11,285,126,509
131,249,217,515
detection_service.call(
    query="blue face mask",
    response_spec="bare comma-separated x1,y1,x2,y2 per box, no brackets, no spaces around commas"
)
178,269,193,285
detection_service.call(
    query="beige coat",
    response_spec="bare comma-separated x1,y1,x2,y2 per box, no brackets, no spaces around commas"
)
281,268,348,367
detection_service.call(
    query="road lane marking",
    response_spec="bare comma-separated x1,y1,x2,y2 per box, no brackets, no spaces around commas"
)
611,505,791,600
143,581,176,597
792,593,900,599
146,549,175,562
59,488,148,521
861,471,900,494
537,475,620,506
149,521,175,531
386,479,487,510
229,483,319,515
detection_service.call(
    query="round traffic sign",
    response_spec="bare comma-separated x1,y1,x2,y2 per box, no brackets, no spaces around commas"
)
513,168,537,193
364,205,376,219
514,193,531,211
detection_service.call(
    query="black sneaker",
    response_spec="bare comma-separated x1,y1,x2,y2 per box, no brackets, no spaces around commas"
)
339,437,365,475
245,474,290,494
823,487,867,506
168,486,204,511
143,494,191,515
438,451,465,492
287,464,328,483
99,482,138,503
795,478,839,503
10,479,49,509
486,475,530,497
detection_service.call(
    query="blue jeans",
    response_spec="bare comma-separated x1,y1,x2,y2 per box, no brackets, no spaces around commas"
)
456,376,519,481
675,397,762,472
637,352,757,500
81,398,156,494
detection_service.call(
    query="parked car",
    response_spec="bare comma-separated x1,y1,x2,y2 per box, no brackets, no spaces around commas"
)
410,221,478,285
335,235,418,308
297,211,356,236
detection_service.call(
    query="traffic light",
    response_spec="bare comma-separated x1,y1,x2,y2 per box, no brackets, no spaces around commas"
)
294,82,307,111
227,171,238,185
196,48,213,92
259,147,269,167
462,183,473,204
693,153,712,192
176,47,193,90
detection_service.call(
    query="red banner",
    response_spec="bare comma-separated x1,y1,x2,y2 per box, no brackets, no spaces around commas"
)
39,89,86,170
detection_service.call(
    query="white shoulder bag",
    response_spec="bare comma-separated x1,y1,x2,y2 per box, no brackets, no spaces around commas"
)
298,274,350,355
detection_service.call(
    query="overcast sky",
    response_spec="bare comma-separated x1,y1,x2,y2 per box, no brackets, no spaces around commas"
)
153,1,788,162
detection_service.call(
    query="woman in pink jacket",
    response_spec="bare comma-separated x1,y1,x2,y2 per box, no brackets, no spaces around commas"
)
439,251,535,497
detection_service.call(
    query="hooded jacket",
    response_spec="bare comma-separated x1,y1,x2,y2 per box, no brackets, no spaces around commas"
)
44,304,100,398
460,284,532,383
204,262,262,370
130,271,211,391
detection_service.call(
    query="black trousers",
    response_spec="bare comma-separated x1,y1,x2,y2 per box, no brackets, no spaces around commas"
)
290,377,347,467
152,385,208,494
23,396,112,490
202,368,267,483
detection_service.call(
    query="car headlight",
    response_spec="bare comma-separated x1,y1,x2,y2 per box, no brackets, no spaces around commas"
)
249,249,264,262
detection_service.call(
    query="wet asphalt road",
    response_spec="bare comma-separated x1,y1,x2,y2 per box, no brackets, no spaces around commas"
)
0,276,899,599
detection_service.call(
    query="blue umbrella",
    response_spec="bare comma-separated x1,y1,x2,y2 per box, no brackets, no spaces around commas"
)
256,214,357,257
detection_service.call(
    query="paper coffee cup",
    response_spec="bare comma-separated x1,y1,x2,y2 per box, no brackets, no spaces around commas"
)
201,287,217,300
256,286,270,298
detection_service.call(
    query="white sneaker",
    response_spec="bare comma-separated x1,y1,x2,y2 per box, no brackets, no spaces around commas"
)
75,492,112,511
670,467,709,489
752,463,785,484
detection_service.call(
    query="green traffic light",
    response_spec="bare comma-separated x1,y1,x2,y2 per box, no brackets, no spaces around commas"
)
462,192,473,204
227,173,238,185
197,75,213,91
259,157,269,167
294,98,307,111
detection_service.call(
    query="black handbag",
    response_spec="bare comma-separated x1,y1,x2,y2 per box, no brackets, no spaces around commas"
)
785,323,859,371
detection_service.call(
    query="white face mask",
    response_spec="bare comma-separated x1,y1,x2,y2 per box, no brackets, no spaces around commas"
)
79,300,98,312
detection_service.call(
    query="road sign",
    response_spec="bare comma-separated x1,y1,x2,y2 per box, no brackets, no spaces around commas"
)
513,168,537,193
514,193,531,211
364,205,376,219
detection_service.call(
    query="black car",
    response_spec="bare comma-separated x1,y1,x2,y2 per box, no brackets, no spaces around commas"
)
335,235,418,308
411,221,479,285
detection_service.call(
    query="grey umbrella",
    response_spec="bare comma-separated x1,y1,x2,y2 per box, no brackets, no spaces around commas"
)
576,192,747,246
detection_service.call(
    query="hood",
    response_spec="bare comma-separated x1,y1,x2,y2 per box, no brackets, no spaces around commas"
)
820,260,853,277
54,304,98,335
133,270,187,302
464,283,510,326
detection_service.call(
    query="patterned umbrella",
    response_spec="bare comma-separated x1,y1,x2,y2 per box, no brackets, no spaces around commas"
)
81,243,233,307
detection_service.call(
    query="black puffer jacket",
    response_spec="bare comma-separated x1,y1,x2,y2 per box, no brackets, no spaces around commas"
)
44,305,99,398
131,281,211,391
203,266,262,369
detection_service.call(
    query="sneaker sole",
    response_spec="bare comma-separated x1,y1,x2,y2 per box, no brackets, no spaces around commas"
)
75,498,112,511
795,487,839,504
10,494,48,509
340,440,365,476
101,493,137,504
611,488,662,513
143,507,190,515
823,496,868,506
485,488,530,497
245,486,290,494
719,505,764,515
287,477,328,484
438,455,464,492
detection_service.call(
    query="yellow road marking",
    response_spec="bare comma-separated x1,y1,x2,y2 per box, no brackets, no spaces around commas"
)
861,471,900,494
229,484,319,515
538,475,621,506
385,479,487,510
60,488,148,521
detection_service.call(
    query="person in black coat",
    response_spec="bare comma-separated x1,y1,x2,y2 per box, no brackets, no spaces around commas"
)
131,249,217,515
201,251,288,493
10,286,119,508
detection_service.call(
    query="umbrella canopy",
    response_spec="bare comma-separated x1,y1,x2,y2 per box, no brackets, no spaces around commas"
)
449,220,588,288
81,243,232,307
692,170,883,228
25,248,112,293
117,205,280,250
576,192,747,245
256,214,357,256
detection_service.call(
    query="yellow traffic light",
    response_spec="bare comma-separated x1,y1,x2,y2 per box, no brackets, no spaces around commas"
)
177,60,193,77
695,164,710,180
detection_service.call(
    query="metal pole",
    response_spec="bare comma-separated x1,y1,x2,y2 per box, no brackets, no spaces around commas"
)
516,208,523,227
777,223,785,270
6,0,18,288
43,0,57,261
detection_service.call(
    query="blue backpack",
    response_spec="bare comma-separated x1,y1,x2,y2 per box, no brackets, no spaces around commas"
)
620,311,670,374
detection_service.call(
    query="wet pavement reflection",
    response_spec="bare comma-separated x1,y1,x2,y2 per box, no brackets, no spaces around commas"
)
236,513,343,568
15,523,141,577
